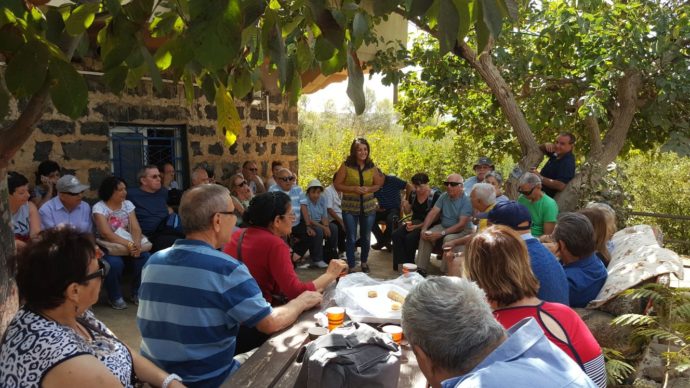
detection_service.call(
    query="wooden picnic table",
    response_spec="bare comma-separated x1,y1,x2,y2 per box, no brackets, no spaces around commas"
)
223,307,428,387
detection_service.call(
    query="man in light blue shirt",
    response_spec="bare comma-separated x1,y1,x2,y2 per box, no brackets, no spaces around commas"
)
402,277,597,388
416,173,473,274
39,174,92,233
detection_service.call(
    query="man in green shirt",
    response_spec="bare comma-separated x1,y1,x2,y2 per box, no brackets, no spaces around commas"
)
517,172,558,237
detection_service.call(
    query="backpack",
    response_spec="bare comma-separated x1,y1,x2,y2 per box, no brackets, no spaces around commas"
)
294,322,402,388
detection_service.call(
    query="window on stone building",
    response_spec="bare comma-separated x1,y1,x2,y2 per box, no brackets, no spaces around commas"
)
109,125,186,188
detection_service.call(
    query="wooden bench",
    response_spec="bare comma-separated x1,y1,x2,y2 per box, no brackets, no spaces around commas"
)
223,309,428,387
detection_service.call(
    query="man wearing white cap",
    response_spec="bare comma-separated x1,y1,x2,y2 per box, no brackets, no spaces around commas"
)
297,179,331,268
39,174,92,233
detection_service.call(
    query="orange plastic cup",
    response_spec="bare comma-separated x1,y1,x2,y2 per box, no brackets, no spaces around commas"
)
382,325,403,344
326,307,345,331
402,263,417,275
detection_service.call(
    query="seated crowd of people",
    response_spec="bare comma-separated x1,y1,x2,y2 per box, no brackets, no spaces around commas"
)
1,133,615,387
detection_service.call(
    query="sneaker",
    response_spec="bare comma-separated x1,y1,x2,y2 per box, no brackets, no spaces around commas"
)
361,263,370,273
371,243,384,250
311,261,328,269
297,262,311,269
110,298,127,310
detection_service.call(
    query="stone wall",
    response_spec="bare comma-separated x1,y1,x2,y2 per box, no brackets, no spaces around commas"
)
7,73,298,196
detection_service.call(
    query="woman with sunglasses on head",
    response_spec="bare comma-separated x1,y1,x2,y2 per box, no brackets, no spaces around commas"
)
465,225,606,387
0,227,184,388
229,173,253,228
333,137,384,273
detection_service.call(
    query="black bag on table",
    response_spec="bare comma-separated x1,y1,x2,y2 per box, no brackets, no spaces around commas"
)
294,322,401,388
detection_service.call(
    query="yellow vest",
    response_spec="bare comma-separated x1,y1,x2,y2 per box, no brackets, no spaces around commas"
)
341,164,378,215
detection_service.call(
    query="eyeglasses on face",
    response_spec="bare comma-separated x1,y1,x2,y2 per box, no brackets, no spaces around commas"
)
62,191,84,197
278,176,295,182
235,181,247,187
217,211,236,217
147,175,161,179
83,258,107,282
443,181,462,187
518,186,536,196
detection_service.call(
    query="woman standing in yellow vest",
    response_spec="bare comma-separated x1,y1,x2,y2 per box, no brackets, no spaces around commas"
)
334,138,384,272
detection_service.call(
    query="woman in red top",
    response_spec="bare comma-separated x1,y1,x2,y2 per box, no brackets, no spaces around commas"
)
465,226,606,388
223,192,348,305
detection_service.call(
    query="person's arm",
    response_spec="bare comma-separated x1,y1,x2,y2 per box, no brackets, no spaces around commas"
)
42,355,125,388
312,259,348,291
443,215,471,235
28,202,41,238
252,176,267,194
127,345,185,388
39,205,52,230
539,142,555,154
93,213,132,247
300,204,314,226
333,164,358,194
543,222,556,236
365,169,384,194
541,177,567,193
128,211,145,257
419,206,441,241
255,290,322,334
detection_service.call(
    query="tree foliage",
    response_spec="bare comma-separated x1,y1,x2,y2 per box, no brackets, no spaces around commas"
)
372,0,690,209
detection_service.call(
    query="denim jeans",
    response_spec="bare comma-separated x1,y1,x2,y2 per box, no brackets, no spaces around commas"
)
343,212,376,268
103,252,150,301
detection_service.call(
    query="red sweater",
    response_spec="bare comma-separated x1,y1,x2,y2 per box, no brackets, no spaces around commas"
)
223,227,315,304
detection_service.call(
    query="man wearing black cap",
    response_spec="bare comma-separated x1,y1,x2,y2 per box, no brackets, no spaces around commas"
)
488,201,569,305
464,156,494,192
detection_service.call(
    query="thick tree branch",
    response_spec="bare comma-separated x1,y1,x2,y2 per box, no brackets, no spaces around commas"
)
601,70,642,164
577,97,603,158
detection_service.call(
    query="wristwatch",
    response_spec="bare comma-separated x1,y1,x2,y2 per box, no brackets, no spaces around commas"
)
441,230,446,236
162,374,182,388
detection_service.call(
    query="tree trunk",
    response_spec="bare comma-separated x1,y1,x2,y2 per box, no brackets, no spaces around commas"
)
0,169,19,335
452,43,542,198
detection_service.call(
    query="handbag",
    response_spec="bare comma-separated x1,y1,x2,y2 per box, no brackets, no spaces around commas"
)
96,227,152,256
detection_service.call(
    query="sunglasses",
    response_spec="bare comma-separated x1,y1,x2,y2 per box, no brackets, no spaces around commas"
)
83,259,107,282
279,176,296,182
247,168,258,172
518,186,536,196
236,181,247,187
443,181,463,187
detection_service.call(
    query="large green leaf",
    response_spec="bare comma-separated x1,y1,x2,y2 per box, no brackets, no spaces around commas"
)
438,0,459,54
141,46,163,91
123,0,154,23
104,65,128,95
474,6,490,52
0,24,24,53
500,0,518,21
314,36,336,61
373,0,399,16
320,44,346,75
352,12,369,48
229,66,253,99
408,0,434,18
45,8,65,45
5,39,51,97
346,47,365,115
216,84,241,145
453,0,471,42
65,2,100,36
480,0,503,39
48,59,87,119
288,67,302,106
191,0,241,71
103,0,122,16
296,39,314,72
154,40,175,71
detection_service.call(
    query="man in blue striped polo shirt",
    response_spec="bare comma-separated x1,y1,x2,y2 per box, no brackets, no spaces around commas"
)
137,184,322,387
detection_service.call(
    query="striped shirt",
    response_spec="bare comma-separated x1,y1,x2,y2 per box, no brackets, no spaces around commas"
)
137,239,272,387
374,175,407,210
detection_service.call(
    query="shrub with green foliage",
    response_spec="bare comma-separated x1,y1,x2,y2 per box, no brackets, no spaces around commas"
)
620,150,690,254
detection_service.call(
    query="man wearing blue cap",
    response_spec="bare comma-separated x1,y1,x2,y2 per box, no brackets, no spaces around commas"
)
488,201,569,305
